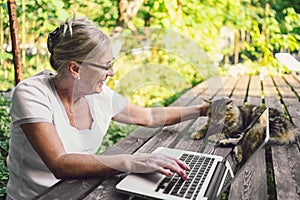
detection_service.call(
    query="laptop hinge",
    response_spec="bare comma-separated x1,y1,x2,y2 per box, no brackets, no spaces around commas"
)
204,161,226,200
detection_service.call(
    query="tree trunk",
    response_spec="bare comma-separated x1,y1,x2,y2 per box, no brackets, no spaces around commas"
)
7,0,23,85
234,31,240,64
112,0,144,36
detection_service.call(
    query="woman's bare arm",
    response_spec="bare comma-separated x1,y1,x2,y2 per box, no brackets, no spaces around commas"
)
113,103,207,127
21,122,118,179
21,122,189,179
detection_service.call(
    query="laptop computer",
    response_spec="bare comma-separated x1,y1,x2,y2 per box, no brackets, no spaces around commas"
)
116,107,270,200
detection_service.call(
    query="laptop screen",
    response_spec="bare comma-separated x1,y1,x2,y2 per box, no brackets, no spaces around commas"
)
218,107,269,197
230,107,269,173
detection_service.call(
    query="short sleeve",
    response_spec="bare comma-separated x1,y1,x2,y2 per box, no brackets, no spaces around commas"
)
108,88,128,116
11,81,53,126
89,85,128,119
103,85,128,117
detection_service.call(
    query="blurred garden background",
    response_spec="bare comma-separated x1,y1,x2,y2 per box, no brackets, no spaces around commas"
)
0,0,300,198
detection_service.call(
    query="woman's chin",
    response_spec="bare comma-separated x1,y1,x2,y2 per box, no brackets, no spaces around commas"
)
94,83,103,94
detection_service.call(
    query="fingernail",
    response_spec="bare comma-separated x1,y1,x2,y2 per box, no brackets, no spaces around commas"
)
180,171,186,177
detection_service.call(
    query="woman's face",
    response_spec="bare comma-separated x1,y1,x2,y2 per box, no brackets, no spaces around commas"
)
76,48,115,95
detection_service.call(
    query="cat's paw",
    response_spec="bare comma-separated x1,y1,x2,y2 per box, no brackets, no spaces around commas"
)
207,134,225,143
233,145,243,163
218,137,241,147
191,130,206,140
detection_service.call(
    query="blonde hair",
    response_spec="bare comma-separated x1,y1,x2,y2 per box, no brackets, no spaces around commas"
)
47,17,110,71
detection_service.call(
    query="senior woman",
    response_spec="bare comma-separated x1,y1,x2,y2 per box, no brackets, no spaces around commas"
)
6,17,207,199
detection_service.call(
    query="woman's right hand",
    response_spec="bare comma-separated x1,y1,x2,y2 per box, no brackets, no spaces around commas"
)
97,153,190,179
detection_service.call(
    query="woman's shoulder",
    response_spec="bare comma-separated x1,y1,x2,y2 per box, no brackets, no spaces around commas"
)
14,70,55,98
16,70,55,89
10,70,56,124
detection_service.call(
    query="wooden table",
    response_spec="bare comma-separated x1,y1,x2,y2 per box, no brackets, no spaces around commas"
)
35,75,300,200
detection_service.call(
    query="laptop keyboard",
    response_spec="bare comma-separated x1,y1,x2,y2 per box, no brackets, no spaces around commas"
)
221,170,233,191
155,153,215,199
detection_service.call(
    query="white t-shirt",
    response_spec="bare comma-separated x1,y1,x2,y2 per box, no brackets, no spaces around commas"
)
6,70,127,199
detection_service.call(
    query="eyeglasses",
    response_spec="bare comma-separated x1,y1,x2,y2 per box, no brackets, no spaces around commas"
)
76,58,115,71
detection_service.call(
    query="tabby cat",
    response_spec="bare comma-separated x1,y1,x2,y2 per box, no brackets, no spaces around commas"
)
191,98,299,163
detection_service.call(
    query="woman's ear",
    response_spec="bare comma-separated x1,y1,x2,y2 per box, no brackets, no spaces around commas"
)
67,61,80,79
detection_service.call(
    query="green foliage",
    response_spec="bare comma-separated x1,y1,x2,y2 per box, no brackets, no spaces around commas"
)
0,95,11,198
1,0,300,88
239,5,300,74
107,48,204,107
0,53,14,90
140,0,300,75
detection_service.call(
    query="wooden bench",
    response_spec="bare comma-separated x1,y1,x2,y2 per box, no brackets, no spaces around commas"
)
34,75,300,200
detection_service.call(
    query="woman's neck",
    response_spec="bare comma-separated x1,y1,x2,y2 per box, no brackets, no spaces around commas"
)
53,75,81,105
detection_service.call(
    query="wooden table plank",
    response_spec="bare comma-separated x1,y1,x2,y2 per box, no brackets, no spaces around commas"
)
174,118,207,152
283,75,300,149
229,76,250,106
282,75,300,123
246,75,268,200
191,76,230,104
285,74,300,96
171,76,227,106
262,76,284,200
247,76,263,105
285,75,300,92
83,177,128,200
275,75,300,118
271,76,300,200
263,76,300,200
213,76,240,99
34,178,106,200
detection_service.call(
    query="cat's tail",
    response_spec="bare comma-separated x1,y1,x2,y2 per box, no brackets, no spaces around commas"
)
268,127,300,146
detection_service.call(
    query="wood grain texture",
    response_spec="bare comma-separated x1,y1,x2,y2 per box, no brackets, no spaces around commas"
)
34,178,105,200
230,75,250,106
271,76,300,200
